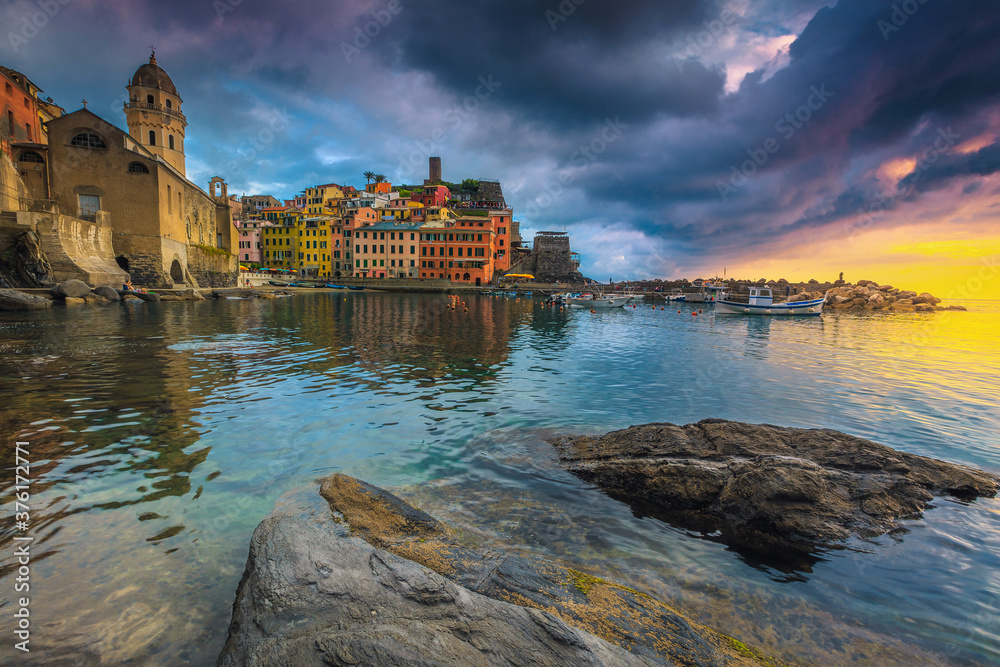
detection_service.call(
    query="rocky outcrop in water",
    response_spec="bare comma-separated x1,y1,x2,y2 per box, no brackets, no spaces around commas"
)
553,420,998,559
0,230,53,288
49,278,92,299
218,474,781,666
0,288,52,311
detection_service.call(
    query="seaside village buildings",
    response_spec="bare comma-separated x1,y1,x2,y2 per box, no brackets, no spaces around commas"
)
241,162,522,285
1,53,539,290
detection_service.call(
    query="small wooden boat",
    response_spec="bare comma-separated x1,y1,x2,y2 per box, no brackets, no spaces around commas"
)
325,284,347,289
347,286,364,291
716,286,826,316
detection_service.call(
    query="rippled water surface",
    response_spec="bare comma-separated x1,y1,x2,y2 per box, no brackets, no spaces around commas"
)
1,292,998,665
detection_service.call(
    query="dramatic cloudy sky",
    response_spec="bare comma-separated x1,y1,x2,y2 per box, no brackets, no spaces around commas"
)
3,0,999,295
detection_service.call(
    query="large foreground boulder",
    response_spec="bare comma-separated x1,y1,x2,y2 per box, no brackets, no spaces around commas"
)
219,476,781,666
0,288,52,311
553,420,998,558
218,509,658,666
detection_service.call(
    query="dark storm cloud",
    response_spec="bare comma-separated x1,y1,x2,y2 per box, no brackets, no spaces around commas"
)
369,0,728,124
1,0,997,275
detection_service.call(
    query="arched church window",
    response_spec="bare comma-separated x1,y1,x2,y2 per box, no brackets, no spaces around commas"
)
147,94,154,104
19,151,44,163
165,99,172,109
149,131,156,146
127,162,150,174
70,132,107,148
168,135,175,150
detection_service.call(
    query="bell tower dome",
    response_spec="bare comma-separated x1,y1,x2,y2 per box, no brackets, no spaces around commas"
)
125,50,187,176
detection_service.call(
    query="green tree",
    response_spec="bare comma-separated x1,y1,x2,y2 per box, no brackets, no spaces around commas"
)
461,178,480,192
373,174,387,184
363,171,375,186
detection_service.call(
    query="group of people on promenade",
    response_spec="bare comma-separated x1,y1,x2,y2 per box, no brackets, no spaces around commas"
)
451,200,505,210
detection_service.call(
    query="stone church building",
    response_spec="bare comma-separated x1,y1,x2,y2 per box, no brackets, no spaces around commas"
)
18,53,237,287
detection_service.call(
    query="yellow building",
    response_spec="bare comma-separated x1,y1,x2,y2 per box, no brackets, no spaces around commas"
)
260,211,334,277
304,183,344,215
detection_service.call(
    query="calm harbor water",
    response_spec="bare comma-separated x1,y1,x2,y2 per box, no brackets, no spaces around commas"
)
1,291,998,665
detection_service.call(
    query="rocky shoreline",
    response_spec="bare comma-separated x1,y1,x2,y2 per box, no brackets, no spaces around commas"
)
0,279,295,310
217,423,999,665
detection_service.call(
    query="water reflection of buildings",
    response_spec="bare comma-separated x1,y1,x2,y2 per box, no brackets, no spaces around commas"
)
318,293,525,384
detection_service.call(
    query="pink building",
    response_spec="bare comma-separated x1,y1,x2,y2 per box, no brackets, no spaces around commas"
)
413,184,451,208
236,219,271,264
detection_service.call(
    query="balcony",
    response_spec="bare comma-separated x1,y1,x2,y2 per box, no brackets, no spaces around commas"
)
124,101,187,125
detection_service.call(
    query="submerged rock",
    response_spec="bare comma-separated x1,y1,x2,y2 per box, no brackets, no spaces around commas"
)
219,475,782,666
553,420,998,559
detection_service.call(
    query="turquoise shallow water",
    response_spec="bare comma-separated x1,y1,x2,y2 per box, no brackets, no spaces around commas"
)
0,292,998,665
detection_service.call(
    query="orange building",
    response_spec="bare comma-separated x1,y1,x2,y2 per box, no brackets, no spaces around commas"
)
417,209,513,285
1,66,44,156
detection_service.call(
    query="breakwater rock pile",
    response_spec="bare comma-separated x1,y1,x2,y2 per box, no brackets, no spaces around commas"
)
786,280,965,312
553,419,998,559
219,474,782,666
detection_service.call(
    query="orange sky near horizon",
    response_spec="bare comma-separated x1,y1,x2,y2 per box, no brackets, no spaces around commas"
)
708,166,1000,301
715,226,1000,301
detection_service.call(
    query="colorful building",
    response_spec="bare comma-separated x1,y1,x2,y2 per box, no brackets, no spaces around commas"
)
417,209,513,284
412,184,450,208
236,219,271,264
304,183,344,215
352,221,424,278
1,66,44,155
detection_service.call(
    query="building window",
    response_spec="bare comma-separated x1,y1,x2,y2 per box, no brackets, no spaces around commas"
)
78,194,100,221
149,131,156,146
147,94,155,104
165,99,172,109
168,135,175,150
70,132,107,148
127,162,149,174
18,151,44,163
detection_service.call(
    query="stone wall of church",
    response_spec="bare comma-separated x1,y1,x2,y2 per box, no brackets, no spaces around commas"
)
187,244,237,287
0,152,27,212
0,210,129,286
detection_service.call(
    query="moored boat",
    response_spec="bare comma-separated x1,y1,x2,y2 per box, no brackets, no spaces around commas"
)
716,286,826,316
565,291,633,308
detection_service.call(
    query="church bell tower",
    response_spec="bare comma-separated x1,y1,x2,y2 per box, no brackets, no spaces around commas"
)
125,50,187,176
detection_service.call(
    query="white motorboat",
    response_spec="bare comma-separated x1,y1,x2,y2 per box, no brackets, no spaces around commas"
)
565,291,633,308
683,281,728,303
716,286,826,316
664,288,687,302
